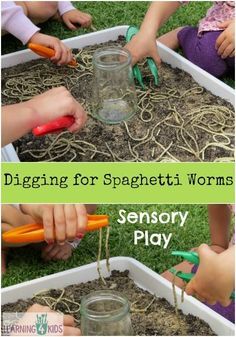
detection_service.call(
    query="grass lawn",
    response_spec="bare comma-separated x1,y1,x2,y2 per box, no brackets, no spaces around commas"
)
3,204,213,287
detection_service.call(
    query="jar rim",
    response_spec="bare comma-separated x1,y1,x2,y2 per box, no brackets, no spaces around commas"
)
93,47,131,70
80,290,130,321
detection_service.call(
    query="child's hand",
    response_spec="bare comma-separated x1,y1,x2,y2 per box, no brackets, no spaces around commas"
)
185,244,234,306
25,86,87,132
41,242,72,261
20,204,88,244
23,304,81,336
62,9,92,30
124,31,161,66
29,32,73,65
216,19,235,59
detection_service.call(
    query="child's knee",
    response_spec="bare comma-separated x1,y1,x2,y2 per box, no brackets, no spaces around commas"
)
44,2,58,17
23,1,58,23
193,49,228,78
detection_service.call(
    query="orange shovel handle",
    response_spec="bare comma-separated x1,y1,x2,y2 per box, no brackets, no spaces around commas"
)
28,43,77,67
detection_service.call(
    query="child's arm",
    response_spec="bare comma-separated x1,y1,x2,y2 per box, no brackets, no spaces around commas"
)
2,87,87,146
58,1,92,30
2,1,40,45
20,204,88,245
208,205,231,251
2,2,73,65
125,1,180,65
186,244,235,306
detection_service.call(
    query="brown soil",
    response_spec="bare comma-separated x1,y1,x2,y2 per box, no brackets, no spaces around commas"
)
2,38,234,162
2,270,215,335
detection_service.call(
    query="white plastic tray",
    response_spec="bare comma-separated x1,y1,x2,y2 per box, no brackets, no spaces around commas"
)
1,257,234,335
1,25,234,162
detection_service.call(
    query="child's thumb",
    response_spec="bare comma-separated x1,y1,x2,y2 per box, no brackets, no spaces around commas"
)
64,19,77,31
151,51,161,67
185,281,195,296
198,243,215,261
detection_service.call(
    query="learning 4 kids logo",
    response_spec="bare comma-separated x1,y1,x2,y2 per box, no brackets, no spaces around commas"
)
2,312,64,336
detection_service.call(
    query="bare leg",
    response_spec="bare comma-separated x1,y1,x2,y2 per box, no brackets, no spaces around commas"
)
14,1,58,24
157,27,184,50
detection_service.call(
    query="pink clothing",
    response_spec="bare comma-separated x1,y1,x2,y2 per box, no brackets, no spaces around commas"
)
58,2,75,16
1,1,75,44
181,1,235,35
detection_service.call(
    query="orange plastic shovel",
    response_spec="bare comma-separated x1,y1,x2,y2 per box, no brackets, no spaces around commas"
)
28,43,77,67
2,214,109,244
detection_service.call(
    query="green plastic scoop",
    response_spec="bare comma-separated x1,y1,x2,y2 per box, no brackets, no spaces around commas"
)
125,26,159,89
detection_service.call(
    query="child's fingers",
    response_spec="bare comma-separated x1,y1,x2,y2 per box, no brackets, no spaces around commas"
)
41,244,58,259
185,282,195,296
27,304,53,313
151,50,161,67
64,19,78,30
43,245,61,260
63,314,75,327
64,205,77,240
80,16,92,28
42,207,55,243
41,243,55,254
57,45,72,65
68,103,87,132
217,39,230,57
221,43,234,59
75,204,88,235
54,205,66,244
63,326,81,336
219,298,232,307
51,40,63,63
215,31,225,49
56,251,71,261
195,294,206,302
66,49,74,65
217,20,232,29
75,13,92,28
206,299,217,306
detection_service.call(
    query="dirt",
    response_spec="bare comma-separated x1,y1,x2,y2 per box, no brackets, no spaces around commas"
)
2,270,215,335
2,38,234,162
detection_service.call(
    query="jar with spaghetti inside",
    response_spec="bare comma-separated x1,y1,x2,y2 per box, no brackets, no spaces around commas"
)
80,290,133,335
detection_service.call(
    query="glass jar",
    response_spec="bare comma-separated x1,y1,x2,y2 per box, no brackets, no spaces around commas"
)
92,47,137,124
80,290,133,336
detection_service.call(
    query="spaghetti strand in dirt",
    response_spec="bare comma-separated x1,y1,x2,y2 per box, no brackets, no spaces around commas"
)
2,38,234,163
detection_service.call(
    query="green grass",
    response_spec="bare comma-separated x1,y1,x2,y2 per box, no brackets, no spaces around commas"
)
3,204,212,287
2,1,212,54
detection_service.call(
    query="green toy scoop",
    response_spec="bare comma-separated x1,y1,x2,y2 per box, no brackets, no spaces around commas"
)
125,26,159,89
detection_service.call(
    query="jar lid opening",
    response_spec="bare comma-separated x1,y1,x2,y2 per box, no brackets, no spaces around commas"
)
93,47,131,70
